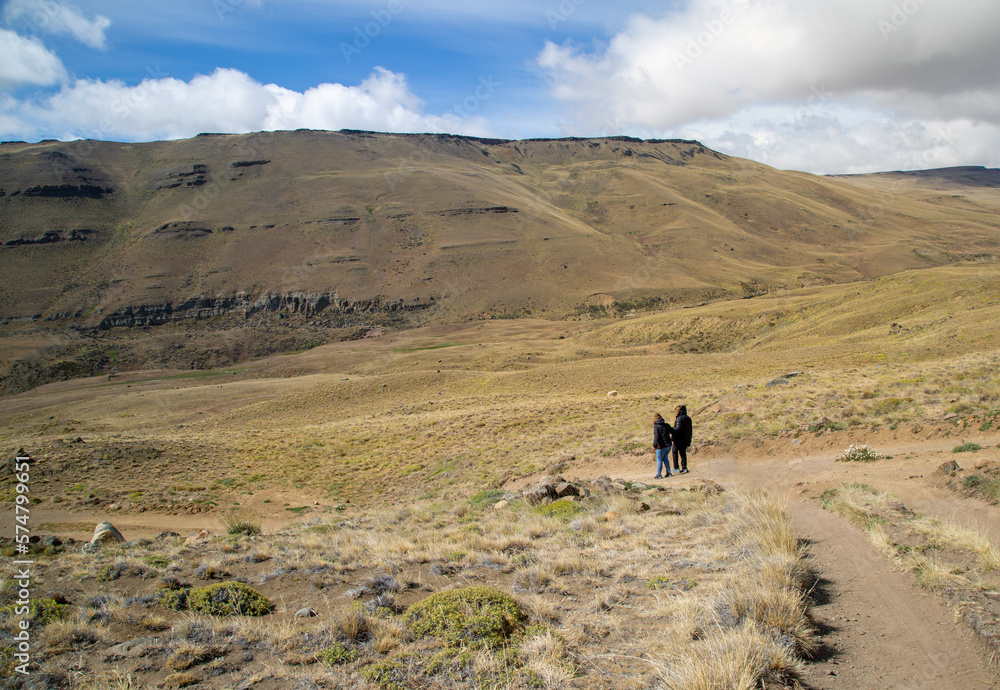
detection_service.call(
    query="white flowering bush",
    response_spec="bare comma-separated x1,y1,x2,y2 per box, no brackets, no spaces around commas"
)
836,444,883,463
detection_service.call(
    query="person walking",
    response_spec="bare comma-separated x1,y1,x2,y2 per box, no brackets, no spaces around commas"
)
652,413,674,478
672,405,693,474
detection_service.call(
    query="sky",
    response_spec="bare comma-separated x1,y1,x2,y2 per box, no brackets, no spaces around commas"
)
1,0,998,174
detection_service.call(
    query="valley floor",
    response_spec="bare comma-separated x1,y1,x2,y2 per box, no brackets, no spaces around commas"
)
6,434,1000,688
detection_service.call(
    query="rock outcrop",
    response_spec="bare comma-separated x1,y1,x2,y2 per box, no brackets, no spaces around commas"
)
96,292,436,329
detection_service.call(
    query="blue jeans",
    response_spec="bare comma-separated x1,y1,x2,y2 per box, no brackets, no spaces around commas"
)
656,448,672,476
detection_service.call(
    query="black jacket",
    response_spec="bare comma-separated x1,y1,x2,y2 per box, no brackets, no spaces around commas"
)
653,418,673,449
673,408,693,448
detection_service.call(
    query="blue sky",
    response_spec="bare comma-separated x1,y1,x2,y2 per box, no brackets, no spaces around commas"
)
2,0,999,173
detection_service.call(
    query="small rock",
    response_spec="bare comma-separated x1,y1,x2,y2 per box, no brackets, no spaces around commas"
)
765,378,790,388
936,460,961,475
184,529,212,546
637,502,650,513
607,390,618,397
603,510,620,521
693,479,725,495
493,500,509,511
155,531,180,540
295,607,318,618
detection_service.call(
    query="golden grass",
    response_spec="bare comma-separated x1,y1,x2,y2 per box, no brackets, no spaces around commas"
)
20,486,812,688
822,483,1000,595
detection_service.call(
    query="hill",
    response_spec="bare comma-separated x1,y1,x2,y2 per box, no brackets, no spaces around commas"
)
1,131,999,392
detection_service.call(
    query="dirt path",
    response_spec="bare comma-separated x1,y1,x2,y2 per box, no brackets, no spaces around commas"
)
613,440,1000,689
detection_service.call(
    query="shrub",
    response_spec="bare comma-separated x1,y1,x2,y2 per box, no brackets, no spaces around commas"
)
157,587,190,611
317,641,358,666
222,509,262,536
404,586,527,649
361,654,415,690
187,582,272,616
953,442,983,453
835,444,883,463
98,560,153,582
1,597,70,626
531,499,584,521
163,672,199,688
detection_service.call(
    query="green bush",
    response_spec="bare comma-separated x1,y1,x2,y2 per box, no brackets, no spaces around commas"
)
404,586,527,649
531,499,584,521
317,641,358,666
156,587,190,611
187,581,271,616
361,654,415,690
1,597,70,626
953,442,983,453
961,474,1000,504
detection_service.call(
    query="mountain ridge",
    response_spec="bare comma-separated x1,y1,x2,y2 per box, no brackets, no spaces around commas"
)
2,129,999,391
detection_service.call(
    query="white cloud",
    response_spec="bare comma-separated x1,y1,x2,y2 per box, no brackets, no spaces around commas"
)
0,67,494,142
3,0,110,50
537,0,1000,172
0,27,66,89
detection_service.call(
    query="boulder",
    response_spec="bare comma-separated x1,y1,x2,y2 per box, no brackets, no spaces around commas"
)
90,521,125,547
554,482,581,498
523,484,556,507
295,607,318,618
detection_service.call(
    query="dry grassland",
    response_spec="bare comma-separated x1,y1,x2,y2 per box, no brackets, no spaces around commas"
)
1,483,814,689
3,261,1000,687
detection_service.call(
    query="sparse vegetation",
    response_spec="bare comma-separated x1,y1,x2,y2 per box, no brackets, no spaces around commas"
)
953,442,984,453
836,444,884,463
222,508,262,536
